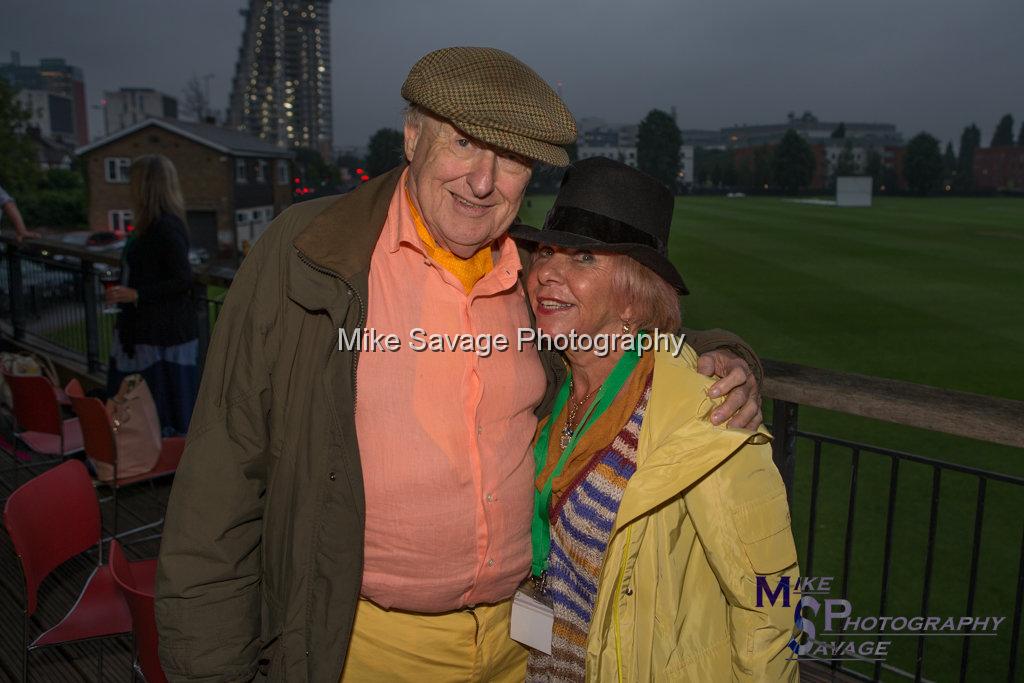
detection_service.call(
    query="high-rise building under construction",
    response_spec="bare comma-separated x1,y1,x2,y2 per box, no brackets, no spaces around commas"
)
228,0,332,156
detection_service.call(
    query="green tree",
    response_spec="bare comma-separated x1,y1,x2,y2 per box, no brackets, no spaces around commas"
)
903,132,943,195
637,109,682,190
991,114,1015,147
835,140,859,176
955,124,981,192
831,122,846,139
865,149,883,191
772,129,815,193
294,147,338,189
365,128,404,177
942,142,957,185
0,80,40,196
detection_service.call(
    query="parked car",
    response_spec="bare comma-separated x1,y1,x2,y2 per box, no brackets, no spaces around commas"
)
52,231,124,274
188,247,210,266
85,230,126,251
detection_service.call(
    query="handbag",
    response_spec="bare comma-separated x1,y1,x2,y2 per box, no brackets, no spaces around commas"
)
95,374,162,482
0,351,60,408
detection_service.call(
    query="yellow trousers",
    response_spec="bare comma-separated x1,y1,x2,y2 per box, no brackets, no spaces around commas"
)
340,597,528,682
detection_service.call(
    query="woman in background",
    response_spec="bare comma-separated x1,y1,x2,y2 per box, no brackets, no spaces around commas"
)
105,154,198,435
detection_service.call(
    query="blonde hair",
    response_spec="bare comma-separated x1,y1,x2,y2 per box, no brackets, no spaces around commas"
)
129,154,185,233
613,255,682,334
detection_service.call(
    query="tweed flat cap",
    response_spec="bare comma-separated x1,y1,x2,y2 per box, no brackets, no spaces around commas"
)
402,47,577,167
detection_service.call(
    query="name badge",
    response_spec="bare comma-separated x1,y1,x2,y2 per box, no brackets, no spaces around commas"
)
510,587,554,655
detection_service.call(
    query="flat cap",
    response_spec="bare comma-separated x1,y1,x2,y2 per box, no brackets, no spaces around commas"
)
402,47,577,167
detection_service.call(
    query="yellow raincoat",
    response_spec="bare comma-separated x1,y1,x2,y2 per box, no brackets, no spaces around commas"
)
585,348,800,681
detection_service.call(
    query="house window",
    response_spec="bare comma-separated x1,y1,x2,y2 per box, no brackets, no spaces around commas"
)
276,159,289,185
256,159,268,183
108,210,133,232
105,157,131,183
235,159,248,183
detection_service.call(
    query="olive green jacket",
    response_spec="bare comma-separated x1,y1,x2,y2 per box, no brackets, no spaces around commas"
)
155,166,762,682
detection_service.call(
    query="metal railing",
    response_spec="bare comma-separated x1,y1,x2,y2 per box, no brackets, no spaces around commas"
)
0,236,230,377
766,360,1024,682
2,236,1022,682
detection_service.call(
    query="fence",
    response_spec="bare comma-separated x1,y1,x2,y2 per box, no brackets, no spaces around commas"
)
0,237,229,377
767,361,1024,682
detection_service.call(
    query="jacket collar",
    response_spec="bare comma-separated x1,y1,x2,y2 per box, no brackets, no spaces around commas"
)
292,164,407,281
286,165,406,322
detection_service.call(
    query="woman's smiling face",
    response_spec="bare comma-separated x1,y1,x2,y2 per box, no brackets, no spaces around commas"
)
527,245,632,340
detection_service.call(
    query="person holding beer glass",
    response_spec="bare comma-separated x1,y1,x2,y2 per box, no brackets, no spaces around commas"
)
105,154,198,435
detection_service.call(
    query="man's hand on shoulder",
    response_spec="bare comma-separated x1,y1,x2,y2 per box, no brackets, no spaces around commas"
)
696,349,763,429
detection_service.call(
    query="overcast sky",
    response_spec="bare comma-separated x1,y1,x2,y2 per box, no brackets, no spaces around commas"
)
3,0,1022,151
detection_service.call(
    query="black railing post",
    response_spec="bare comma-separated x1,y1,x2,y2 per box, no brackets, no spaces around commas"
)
771,398,798,502
81,258,101,374
6,245,26,341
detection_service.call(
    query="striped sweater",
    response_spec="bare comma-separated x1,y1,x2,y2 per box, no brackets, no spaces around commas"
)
526,375,652,682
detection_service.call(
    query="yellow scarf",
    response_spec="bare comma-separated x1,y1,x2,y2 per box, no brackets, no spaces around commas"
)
406,187,493,293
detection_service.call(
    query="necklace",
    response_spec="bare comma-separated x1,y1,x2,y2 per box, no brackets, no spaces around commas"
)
559,376,601,450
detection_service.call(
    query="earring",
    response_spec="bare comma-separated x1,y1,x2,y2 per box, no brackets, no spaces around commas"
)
622,322,631,334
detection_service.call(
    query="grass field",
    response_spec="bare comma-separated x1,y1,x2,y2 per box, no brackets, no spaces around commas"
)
520,195,1024,681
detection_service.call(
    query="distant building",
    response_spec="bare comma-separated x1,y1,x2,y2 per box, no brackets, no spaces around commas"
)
26,127,74,170
973,147,1024,191
679,145,694,187
577,124,639,167
0,51,88,145
722,111,901,149
681,129,727,150
14,89,76,142
103,88,178,136
76,118,294,262
228,0,333,156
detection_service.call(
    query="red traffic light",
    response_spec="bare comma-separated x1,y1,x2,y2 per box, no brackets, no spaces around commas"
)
360,174,370,182
356,168,364,175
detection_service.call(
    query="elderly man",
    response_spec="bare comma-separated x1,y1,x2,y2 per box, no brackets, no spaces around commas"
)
156,47,763,682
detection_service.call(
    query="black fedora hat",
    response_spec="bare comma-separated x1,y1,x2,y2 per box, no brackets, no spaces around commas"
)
510,157,688,294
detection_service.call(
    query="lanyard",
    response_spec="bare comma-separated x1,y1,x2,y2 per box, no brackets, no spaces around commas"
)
530,346,642,577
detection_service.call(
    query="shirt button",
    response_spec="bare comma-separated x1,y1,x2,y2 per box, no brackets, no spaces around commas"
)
487,559,495,567
486,493,494,503
328,471,336,481
624,587,634,596
477,426,483,434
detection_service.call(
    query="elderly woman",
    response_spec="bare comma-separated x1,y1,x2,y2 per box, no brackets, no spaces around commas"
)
510,157,800,682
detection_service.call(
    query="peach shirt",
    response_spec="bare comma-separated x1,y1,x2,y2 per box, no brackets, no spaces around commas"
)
356,172,546,612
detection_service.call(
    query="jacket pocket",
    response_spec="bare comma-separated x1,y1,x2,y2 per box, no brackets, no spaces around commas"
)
732,489,798,574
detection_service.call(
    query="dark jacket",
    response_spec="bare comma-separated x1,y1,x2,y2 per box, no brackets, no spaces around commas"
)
118,213,197,353
155,166,761,682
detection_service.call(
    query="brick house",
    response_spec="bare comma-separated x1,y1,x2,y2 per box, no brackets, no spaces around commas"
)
75,118,294,261
973,147,1024,192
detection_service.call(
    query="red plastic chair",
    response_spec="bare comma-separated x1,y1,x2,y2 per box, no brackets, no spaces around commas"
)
3,460,131,681
2,371,83,463
65,379,184,538
109,540,167,683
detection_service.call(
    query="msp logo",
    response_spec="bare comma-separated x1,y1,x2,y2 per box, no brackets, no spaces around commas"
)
756,576,1007,663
